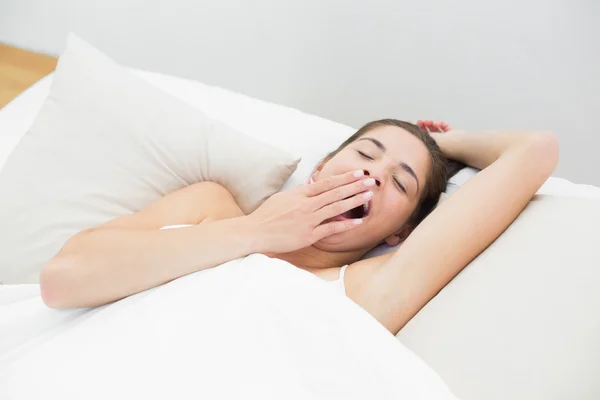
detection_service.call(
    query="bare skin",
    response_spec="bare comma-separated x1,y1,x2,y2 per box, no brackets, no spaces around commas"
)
40,120,558,335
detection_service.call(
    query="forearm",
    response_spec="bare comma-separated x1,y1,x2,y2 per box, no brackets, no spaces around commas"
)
41,216,259,308
432,130,553,170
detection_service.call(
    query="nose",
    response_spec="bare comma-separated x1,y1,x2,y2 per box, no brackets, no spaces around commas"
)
362,169,381,187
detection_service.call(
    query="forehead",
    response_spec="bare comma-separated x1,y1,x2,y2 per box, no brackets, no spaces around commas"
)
356,125,431,178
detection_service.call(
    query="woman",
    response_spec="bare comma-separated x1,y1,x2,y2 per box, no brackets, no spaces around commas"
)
40,119,558,336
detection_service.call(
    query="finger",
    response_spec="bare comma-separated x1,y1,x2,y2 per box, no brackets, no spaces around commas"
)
426,121,437,132
432,121,445,132
304,169,365,197
442,122,452,132
424,120,435,133
314,189,373,223
312,218,363,241
312,176,375,210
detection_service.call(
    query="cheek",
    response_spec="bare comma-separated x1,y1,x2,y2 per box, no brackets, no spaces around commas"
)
378,192,414,223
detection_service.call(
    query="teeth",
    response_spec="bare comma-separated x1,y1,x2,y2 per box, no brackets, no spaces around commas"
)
363,202,369,214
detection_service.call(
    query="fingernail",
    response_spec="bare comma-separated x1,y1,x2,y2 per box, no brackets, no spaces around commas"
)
353,219,363,225
363,191,373,200
364,178,376,187
353,170,364,178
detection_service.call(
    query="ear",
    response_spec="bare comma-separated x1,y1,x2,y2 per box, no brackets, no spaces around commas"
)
384,224,413,246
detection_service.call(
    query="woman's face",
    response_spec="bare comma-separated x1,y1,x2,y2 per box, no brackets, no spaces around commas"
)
311,125,431,252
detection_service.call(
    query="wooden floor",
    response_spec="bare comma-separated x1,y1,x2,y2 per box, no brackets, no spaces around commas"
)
0,43,57,108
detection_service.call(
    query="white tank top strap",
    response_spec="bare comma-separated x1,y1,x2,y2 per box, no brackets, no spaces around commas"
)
336,265,349,296
339,264,348,281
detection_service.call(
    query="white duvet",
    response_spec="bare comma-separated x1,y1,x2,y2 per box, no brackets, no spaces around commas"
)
0,253,457,400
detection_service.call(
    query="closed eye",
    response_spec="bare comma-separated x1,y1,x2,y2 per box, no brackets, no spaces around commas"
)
357,150,374,160
394,177,408,194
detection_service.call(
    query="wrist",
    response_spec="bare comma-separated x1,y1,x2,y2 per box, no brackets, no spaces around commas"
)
236,215,268,254
190,215,265,257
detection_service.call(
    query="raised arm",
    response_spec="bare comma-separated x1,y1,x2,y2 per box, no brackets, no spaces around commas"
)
357,128,559,335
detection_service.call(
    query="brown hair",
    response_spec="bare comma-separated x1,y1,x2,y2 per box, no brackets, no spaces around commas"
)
320,119,464,228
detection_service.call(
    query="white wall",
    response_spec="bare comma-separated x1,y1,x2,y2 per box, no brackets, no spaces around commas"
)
1,0,599,185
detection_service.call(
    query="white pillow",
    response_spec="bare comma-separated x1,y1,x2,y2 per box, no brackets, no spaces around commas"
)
0,33,299,284
398,195,600,399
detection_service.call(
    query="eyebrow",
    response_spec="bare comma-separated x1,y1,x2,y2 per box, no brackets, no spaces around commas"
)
357,137,420,193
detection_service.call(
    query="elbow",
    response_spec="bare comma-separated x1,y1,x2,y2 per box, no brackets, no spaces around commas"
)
525,130,560,174
40,255,78,309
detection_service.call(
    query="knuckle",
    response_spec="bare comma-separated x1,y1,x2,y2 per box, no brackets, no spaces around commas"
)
328,223,338,234
330,201,342,215
324,178,334,189
334,187,344,200
300,184,312,196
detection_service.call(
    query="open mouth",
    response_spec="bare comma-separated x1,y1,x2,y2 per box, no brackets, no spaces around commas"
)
342,198,371,219
328,197,372,222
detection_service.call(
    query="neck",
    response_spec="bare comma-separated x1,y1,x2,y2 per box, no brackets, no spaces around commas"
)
263,244,368,273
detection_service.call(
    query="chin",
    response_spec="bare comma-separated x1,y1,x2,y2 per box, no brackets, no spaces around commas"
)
313,229,375,253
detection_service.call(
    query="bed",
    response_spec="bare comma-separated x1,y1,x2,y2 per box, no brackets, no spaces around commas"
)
1,36,600,400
